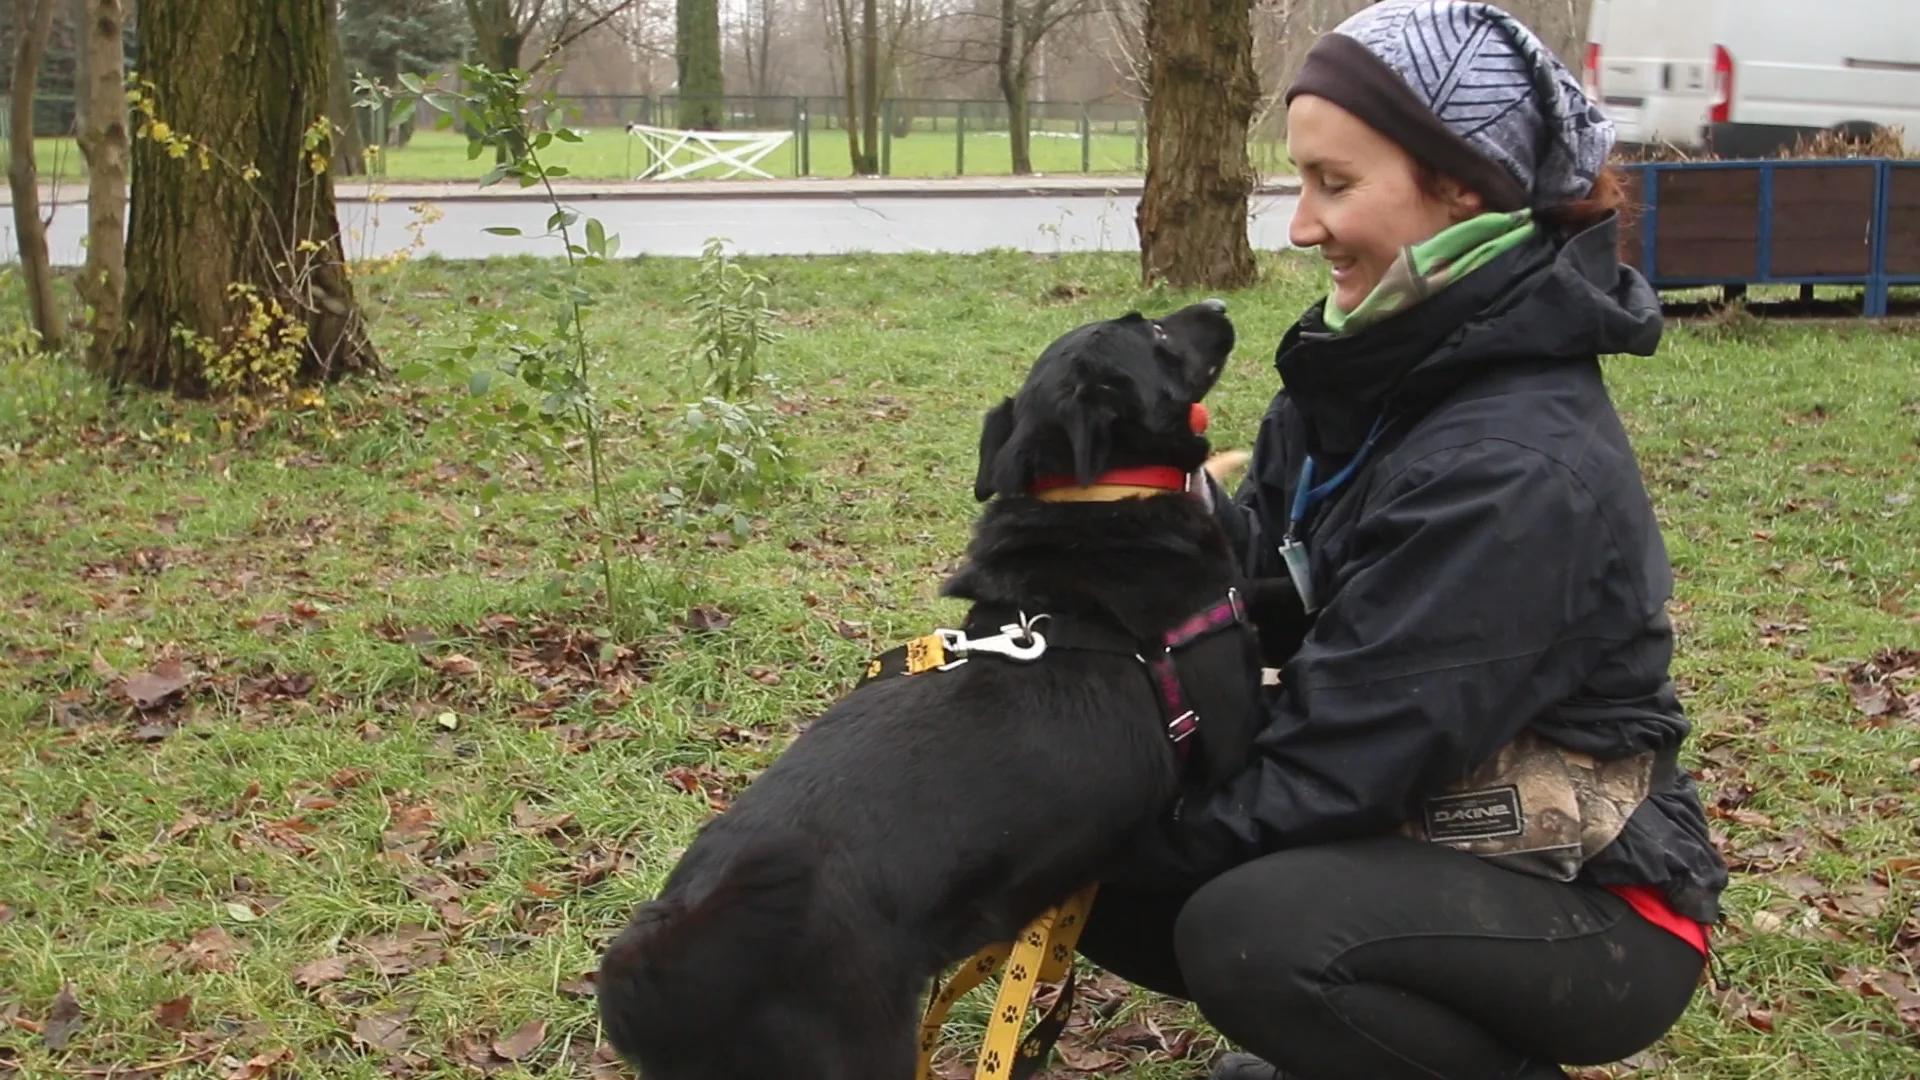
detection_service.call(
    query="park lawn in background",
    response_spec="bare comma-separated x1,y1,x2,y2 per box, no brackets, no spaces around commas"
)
1,252,1918,1078
17,127,1291,184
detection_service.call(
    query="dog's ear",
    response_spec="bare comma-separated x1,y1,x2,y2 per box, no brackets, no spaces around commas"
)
1063,392,1114,486
973,397,1017,502
1061,355,1151,484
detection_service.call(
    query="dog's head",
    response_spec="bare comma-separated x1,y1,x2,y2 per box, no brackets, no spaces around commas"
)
974,300,1236,501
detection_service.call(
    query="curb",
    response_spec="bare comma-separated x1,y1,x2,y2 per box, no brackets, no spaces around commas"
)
6,175,1302,208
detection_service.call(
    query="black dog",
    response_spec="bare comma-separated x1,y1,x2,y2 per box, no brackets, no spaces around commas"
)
597,300,1262,1079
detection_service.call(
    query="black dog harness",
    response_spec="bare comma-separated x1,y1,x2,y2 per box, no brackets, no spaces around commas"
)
857,589,1251,772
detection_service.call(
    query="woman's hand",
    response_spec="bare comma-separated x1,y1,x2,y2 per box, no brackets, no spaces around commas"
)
1204,449,1252,486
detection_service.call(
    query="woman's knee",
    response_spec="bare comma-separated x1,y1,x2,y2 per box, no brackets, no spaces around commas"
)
1171,852,1346,1021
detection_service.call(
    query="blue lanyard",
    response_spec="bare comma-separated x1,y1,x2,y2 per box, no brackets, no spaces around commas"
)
1286,416,1388,542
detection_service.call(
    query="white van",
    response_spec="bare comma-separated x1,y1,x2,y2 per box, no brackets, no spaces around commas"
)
1582,0,1718,152
1706,0,1920,156
1584,0,1920,157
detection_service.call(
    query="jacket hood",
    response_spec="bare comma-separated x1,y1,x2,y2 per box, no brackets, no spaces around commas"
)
1277,215,1663,455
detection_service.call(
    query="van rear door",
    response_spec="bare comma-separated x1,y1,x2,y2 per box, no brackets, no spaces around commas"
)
1587,0,1719,149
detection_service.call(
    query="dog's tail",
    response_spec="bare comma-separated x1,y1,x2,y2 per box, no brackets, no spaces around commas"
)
597,831,821,1068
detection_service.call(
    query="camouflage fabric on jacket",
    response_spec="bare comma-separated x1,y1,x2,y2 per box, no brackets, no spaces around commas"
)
1399,729,1654,882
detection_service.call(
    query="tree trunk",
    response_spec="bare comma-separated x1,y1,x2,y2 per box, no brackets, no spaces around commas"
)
113,0,377,394
676,0,723,129
327,0,366,177
1138,0,1257,288
71,0,127,372
860,0,880,173
996,0,1032,176
829,0,869,172
7,0,65,350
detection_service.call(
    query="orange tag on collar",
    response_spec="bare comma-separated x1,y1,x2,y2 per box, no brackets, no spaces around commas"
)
904,634,948,674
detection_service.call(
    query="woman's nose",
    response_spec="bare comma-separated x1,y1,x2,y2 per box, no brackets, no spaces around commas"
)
1289,198,1328,250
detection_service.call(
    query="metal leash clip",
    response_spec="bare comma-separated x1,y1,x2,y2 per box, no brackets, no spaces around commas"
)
936,612,1050,664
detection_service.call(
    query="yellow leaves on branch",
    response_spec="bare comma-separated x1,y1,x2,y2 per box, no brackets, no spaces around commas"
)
127,81,336,180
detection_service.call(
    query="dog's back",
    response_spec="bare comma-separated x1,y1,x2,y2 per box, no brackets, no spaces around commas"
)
597,825,924,1079
598,829,817,1075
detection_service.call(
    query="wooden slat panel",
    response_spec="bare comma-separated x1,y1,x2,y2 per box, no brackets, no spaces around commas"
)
1658,209,1763,242
1887,224,1920,275
1889,170,1920,274
1656,169,1761,208
1657,239,1757,278
1888,168,1920,210
1774,238,1872,276
1773,166,1876,206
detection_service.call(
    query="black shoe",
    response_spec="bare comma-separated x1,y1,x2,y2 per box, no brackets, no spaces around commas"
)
1209,1052,1292,1080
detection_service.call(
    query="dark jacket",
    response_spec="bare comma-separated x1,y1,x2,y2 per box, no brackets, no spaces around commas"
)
1165,216,1727,923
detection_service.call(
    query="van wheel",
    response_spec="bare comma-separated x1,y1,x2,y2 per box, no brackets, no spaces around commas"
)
1830,121,1884,147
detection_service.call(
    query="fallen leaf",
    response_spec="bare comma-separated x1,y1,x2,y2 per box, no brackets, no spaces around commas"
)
1054,1039,1126,1071
432,653,481,678
328,767,369,791
43,983,84,1049
1834,966,1920,1033
1712,984,1778,1034
682,605,734,632
153,994,192,1030
353,925,444,975
403,873,462,905
123,660,194,709
492,1018,547,1061
166,810,210,841
351,1010,415,1053
291,955,350,989
381,802,438,853
511,801,576,838
182,925,239,972
224,1047,292,1079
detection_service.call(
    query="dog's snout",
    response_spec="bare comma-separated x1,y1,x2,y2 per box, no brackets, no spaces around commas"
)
1199,298,1228,315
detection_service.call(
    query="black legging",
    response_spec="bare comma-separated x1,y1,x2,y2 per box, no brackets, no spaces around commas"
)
1079,837,1704,1080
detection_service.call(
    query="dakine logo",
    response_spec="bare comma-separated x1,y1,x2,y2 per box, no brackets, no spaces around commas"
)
1423,787,1524,843
1434,804,1512,823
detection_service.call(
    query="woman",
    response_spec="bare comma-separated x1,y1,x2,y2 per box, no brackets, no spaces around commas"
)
1083,3,1727,1079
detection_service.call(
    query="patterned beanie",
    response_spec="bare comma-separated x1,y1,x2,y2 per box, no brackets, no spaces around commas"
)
1285,0,1614,211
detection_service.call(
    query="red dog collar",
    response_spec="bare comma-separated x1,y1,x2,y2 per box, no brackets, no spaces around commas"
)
1028,465,1190,494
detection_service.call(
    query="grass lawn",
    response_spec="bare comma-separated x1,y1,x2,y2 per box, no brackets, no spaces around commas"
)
2,250,1918,1080
17,127,1293,184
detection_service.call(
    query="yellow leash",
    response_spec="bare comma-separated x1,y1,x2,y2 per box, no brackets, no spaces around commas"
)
914,883,1101,1080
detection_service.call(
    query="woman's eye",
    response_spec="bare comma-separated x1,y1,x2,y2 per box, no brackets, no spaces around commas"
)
1321,177,1351,193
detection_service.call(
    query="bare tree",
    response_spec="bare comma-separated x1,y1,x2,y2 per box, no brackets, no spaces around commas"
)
1138,0,1258,288
824,0,883,172
7,0,63,349
71,0,128,370
463,0,639,73
990,0,1097,174
732,0,776,97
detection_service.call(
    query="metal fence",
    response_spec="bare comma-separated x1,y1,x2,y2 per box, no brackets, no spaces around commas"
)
392,93,1162,178
6,91,1290,180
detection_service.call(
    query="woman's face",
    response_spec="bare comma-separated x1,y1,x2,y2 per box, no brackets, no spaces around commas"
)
1286,95,1484,313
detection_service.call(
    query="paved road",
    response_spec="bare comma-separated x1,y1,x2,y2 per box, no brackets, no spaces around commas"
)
6,178,1302,265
